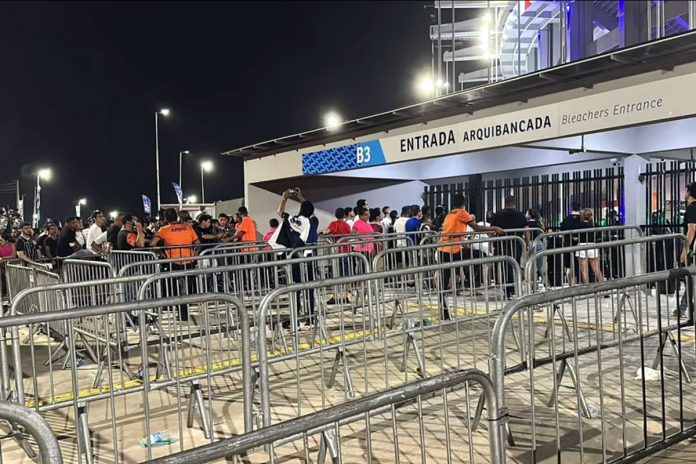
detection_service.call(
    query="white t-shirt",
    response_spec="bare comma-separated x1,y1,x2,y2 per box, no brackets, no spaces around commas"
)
345,218,355,229
381,217,392,233
394,217,409,248
86,224,105,253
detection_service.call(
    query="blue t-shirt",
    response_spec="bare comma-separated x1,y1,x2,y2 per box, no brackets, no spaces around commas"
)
405,217,422,245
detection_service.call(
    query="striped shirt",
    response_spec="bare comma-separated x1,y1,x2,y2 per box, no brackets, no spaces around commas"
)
15,235,39,261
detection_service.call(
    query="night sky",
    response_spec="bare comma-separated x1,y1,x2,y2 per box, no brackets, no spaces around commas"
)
0,1,432,222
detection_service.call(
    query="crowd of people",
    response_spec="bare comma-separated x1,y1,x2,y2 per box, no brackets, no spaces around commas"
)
0,188,613,274
0,205,263,269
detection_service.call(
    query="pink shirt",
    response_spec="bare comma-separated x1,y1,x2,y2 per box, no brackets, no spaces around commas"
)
0,244,13,258
262,228,277,242
352,219,375,253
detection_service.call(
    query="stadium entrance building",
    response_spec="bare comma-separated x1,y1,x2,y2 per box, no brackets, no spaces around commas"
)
224,31,696,232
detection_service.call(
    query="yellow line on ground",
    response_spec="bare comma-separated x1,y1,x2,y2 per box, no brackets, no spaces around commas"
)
25,328,374,408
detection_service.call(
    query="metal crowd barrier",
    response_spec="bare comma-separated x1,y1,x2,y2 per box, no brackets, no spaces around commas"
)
107,249,158,275
491,267,696,462
0,293,249,464
148,369,506,464
254,255,523,432
0,400,63,464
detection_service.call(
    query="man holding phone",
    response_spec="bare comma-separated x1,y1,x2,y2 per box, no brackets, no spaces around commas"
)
116,214,146,250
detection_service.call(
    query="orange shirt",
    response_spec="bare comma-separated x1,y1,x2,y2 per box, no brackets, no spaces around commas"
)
155,223,199,261
238,216,257,242
439,209,474,253
238,216,257,252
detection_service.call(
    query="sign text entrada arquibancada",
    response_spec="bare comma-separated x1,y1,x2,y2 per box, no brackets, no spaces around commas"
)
399,116,553,153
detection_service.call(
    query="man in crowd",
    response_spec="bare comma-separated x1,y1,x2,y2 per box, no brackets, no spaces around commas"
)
15,222,40,265
107,214,124,249
195,214,224,245
678,182,696,317
405,204,422,245
380,206,391,233
218,213,234,237
560,201,583,283
35,222,50,256
438,194,503,319
86,210,106,254
432,206,446,232
490,196,528,299
116,214,146,250
43,223,59,264
57,216,93,259
151,208,200,321
231,206,257,244
343,207,356,229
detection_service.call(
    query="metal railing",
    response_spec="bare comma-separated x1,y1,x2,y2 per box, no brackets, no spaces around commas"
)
147,369,506,464
0,400,63,464
490,267,696,462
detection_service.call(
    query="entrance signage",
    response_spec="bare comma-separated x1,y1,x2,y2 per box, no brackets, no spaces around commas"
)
302,72,696,175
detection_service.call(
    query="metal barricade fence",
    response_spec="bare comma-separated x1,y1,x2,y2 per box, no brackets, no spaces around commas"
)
526,233,686,294
148,369,506,464
107,249,158,276
490,267,696,463
531,225,644,282
0,293,249,464
372,236,528,312
254,256,523,434
0,400,64,464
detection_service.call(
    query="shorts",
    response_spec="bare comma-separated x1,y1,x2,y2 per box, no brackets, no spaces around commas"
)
575,243,599,259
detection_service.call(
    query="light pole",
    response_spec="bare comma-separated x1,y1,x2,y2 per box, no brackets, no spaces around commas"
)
75,198,87,218
200,161,213,204
178,150,190,196
32,168,52,228
154,108,170,211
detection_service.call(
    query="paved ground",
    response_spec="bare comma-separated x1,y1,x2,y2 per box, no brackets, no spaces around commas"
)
2,280,696,463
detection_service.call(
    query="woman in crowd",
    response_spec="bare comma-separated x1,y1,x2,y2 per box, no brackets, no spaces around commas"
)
369,208,383,233
575,208,605,285
352,207,375,255
0,234,15,260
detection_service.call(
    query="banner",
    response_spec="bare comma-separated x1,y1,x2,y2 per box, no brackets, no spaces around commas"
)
142,194,152,215
171,181,183,205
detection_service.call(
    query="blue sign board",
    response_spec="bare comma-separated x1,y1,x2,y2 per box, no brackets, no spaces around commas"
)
302,139,386,175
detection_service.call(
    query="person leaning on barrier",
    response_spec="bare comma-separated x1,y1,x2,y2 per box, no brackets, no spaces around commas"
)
116,214,146,250
438,194,503,320
15,222,40,266
56,216,93,260
676,182,696,317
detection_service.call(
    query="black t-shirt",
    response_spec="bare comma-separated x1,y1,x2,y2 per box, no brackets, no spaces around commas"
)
107,225,120,247
57,227,78,258
560,213,583,247
195,224,218,244
684,202,696,247
491,209,527,231
44,236,58,258
15,235,39,261
36,233,47,251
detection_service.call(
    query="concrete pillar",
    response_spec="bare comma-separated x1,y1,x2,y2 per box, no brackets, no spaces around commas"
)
623,154,650,277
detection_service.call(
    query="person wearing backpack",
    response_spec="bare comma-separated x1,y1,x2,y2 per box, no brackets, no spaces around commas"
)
269,188,319,328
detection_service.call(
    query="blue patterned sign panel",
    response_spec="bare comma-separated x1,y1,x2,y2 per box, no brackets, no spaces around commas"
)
302,140,386,175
